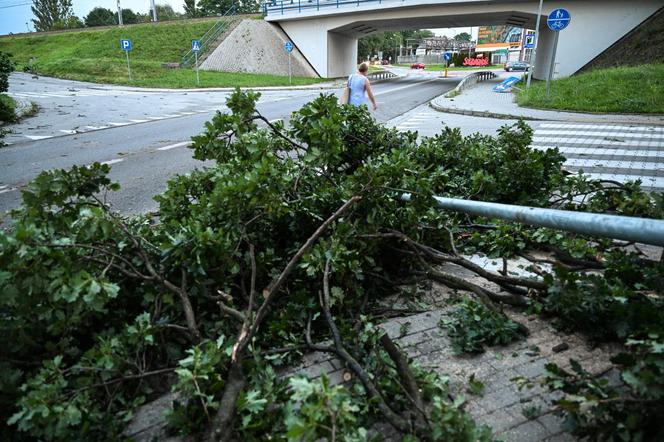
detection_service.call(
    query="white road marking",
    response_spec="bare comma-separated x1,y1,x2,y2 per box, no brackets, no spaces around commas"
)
179,112,195,115
100,158,125,166
25,135,53,140
580,173,664,188
374,78,440,96
532,137,662,148
85,125,109,130
59,129,77,134
108,122,130,126
531,145,663,158
540,123,664,133
536,129,664,140
129,119,149,123
157,141,191,151
0,187,18,194
268,119,282,123
148,116,167,120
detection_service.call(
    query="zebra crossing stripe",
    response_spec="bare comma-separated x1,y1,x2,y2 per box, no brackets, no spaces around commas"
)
540,123,664,133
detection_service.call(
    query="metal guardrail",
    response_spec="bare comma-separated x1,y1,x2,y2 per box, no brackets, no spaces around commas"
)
181,5,237,67
262,0,398,16
401,194,664,247
456,71,496,92
366,71,397,81
443,70,496,97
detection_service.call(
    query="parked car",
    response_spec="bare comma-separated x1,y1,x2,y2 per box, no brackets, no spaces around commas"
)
411,62,426,69
504,61,530,72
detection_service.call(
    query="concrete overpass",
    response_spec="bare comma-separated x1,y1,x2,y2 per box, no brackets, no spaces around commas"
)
263,0,664,78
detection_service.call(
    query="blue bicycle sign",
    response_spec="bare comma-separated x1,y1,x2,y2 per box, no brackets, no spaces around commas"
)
547,8,571,31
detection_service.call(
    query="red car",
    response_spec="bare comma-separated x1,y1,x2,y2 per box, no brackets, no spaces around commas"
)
410,62,425,69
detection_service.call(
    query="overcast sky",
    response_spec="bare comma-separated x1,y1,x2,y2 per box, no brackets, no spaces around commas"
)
1,0,477,39
0,0,184,35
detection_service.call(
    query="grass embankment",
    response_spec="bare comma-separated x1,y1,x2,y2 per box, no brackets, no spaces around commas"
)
0,19,327,88
0,93,16,123
394,63,497,71
516,64,664,114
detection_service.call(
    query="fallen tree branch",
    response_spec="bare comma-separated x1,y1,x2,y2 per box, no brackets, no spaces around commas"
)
206,196,361,442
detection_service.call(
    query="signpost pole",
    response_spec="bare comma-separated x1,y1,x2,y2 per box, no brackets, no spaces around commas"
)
288,52,292,85
195,51,200,86
545,30,559,99
125,50,132,81
526,0,543,88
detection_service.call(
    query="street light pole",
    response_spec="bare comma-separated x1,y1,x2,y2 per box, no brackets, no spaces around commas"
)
117,0,123,26
151,0,158,22
526,0,543,88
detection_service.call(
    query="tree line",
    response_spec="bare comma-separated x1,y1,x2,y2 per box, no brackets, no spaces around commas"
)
358,30,472,61
30,0,261,32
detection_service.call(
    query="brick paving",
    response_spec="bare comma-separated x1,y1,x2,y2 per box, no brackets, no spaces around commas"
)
287,284,622,441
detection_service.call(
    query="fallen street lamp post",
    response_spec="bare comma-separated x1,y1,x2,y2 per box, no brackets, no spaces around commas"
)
401,194,664,247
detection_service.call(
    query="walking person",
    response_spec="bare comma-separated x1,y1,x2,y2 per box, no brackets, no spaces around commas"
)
347,62,378,111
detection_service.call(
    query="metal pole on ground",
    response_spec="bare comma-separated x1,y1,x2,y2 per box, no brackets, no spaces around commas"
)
288,52,292,85
545,30,559,99
526,0,543,88
401,194,664,247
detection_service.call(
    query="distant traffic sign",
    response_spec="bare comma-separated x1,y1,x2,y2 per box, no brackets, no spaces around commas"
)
524,34,535,49
192,40,201,52
120,39,132,51
284,41,294,53
547,8,571,31
443,52,451,61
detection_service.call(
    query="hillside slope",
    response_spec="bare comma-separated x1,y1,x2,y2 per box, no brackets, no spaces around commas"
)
579,6,664,72
0,17,325,87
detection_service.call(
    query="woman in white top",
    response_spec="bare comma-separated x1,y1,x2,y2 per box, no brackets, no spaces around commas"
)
347,62,378,110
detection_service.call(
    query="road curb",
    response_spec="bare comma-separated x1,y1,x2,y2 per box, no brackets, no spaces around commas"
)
428,100,542,121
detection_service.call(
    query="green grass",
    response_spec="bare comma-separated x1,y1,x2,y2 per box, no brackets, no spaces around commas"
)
0,19,327,88
0,93,17,123
515,64,664,114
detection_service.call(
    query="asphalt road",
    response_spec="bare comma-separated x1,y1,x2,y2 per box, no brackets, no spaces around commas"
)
1,72,459,217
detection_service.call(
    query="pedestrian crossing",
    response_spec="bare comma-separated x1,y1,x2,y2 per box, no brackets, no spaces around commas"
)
531,123,664,191
391,110,664,192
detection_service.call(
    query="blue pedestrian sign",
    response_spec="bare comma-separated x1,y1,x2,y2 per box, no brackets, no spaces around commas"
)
192,40,201,52
284,41,294,53
120,39,132,51
547,8,571,31
443,52,451,61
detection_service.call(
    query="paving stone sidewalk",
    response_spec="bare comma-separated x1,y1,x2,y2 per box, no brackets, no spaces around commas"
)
430,74,664,126
285,273,623,442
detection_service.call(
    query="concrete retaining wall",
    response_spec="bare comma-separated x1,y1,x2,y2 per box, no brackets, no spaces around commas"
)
200,19,319,78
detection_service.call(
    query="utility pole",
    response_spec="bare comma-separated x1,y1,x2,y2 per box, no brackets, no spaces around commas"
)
117,0,123,26
526,0,544,88
151,0,158,22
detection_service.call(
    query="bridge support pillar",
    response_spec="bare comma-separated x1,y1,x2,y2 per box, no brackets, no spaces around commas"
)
328,32,357,78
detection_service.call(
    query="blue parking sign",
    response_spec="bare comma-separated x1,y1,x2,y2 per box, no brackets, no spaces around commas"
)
120,39,132,51
192,40,201,52
547,8,571,31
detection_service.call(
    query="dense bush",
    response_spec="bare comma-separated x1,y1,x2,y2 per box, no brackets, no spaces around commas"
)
1,90,662,441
